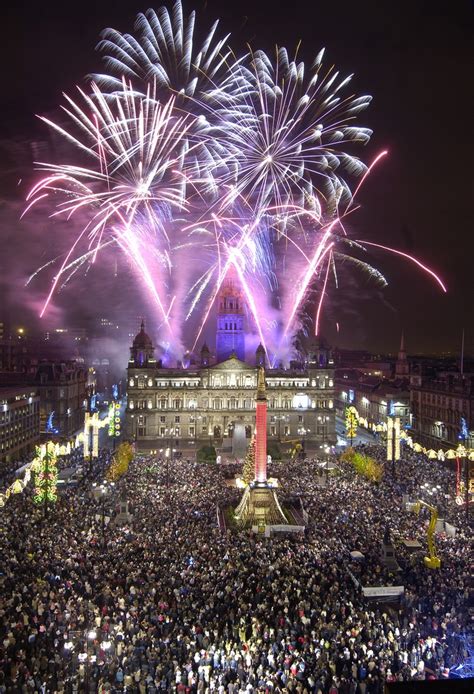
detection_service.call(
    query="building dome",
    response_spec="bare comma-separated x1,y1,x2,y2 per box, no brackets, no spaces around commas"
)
256,343,266,367
133,320,153,349
130,320,154,367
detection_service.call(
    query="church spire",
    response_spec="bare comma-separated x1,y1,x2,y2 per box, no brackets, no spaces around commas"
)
395,331,409,378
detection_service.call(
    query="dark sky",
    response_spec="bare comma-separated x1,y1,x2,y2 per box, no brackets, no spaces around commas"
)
0,0,472,355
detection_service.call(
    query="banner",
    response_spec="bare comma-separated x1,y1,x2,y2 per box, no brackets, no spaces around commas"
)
362,585,404,599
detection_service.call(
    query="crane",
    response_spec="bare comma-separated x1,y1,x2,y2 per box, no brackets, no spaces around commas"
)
412,500,441,569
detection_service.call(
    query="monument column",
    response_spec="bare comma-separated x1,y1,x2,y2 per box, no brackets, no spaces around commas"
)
255,367,267,484
233,367,288,528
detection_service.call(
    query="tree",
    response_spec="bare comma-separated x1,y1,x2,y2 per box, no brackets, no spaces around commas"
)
345,406,359,447
242,435,256,485
267,441,281,461
33,441,58,516
107,441,133,481
197,445,217,464
341,448,383,482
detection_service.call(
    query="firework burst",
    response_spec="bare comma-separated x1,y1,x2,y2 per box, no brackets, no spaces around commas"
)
94,0,235,105
24,2,447,362
212,46,372,218
25,79,207,321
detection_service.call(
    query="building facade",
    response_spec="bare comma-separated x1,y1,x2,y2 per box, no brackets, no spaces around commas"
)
0,386,40,464
125,323,336,454
410,371,474,449
35,362,87,438
337,370,411,430
335,335,412,432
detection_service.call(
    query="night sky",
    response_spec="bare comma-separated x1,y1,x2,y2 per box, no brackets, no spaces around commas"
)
0,0,472,355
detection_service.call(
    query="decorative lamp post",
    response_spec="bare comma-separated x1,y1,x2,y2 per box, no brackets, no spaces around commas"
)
92,480,114,547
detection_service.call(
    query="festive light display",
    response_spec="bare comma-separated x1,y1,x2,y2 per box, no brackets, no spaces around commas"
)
341,448,383,482
107,442,134,481
242,435,256,486
33,442,58,506
0,442,71,509
345,406,359,447
24,0,447,363
449,634,474,679
108,402,121,438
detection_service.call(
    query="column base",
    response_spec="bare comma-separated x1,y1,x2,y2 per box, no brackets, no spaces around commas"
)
234,482,288,529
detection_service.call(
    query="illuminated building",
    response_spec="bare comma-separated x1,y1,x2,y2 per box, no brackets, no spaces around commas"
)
410,370,473,449
35,362,87,437
335,335,411,430
215,269,245,363
125,322,336,453
0,386,40,464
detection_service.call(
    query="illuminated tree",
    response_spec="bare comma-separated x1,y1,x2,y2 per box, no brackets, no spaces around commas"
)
107,442,134,481
345,406,359,447
242,435,256,485
341,448,382,482
33,442,58,514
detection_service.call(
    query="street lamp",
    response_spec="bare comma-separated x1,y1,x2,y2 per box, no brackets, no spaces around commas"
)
92,480,115,547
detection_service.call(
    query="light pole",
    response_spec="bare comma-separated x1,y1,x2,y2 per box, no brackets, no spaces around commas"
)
92,480,115,547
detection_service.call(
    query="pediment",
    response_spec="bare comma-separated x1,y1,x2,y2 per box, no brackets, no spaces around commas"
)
210,356,253,371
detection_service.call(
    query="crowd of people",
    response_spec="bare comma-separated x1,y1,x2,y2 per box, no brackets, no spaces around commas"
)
0,441,471,693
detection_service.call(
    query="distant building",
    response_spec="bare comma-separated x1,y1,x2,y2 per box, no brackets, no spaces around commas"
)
0,339,33,373
336,335,411,430
337,370,411,429
35,362,87,438
410,370,474,449
125,321,336,454
0,385,40,464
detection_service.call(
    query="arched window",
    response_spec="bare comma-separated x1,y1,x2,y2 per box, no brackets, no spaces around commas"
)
160,397,167,409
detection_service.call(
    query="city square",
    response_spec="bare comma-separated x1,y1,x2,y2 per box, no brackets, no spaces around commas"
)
0,0,472,692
